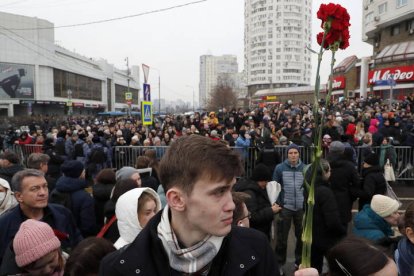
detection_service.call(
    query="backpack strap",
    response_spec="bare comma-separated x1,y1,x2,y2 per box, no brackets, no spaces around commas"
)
96,215,117,238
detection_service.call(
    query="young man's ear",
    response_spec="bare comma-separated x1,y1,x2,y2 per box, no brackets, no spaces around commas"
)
237,220,244,227
406,227,414,244
166,188,185,211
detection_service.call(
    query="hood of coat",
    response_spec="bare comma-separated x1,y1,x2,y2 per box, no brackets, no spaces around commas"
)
115,188,161,247
0,177,17,214
55,176,87,193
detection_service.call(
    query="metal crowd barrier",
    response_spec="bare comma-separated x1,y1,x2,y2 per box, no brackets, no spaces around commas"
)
11,144,414,182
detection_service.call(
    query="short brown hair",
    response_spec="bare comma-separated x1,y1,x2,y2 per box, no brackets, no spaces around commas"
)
232,192,250,223
136,156,151,169
95,168,116,185
159,135,243,194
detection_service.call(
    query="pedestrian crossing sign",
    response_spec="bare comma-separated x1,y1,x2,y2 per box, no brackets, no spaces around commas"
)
141,101,153,125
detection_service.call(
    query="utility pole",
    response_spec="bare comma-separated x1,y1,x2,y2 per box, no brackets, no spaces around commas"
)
125,57,131,116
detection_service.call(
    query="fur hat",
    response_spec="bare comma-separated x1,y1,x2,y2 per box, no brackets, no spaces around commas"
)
116,166,139,182
287,143,299,153
329,141,345,154
371,195,399,218
251,164,272,182
364,153,379,166
13,219,61,267
61,160,84,178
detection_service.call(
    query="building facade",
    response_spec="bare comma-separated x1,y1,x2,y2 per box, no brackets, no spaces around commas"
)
244,0,312,96
199,54,239,108
0,11,140,117
362,0,414,100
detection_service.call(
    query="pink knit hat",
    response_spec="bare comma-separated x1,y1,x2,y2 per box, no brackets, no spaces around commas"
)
13,219,61,267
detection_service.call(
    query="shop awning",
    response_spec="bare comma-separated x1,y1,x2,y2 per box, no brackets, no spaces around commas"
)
375,41,414,63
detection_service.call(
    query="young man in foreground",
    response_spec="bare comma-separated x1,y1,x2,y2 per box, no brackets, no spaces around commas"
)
100,135,277,275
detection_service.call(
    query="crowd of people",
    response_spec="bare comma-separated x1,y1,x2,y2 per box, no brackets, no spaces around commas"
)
0,94,413,275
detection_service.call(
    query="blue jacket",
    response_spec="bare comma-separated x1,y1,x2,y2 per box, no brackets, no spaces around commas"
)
55,176,97,237
235,136,250,159
0,204,82,264
396,237,414,276
272,159,305,211
352,204,393,242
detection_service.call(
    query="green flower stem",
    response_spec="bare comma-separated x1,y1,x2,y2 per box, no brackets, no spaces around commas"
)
301,21,336,268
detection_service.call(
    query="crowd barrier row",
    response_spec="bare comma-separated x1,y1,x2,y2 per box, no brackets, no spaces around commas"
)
11,144,414,183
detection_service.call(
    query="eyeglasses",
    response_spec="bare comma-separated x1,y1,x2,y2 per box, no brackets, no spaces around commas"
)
240,212,251,220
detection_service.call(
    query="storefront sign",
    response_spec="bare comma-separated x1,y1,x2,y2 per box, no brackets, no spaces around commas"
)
332,76,345,90
261,96,277,101
73,102,84,107
368,65,414,84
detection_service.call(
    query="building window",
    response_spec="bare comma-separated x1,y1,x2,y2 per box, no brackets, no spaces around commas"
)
366,12,374,23
391,24,400,36
397,0,408,7
378,2,387,14
53,69,102,101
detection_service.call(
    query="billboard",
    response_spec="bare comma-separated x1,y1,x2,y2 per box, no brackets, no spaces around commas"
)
0,62,35,99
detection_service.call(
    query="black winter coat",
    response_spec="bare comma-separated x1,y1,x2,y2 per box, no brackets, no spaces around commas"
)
54,176,97,237
357,166,387,210
92,182,114,229
327,154,360,226
0,164,24,184
235,178,274,240
99,211,278,276
310,181,346,251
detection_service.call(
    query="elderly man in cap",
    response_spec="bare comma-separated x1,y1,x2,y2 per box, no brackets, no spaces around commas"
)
272,143,305,272
115,166,142,187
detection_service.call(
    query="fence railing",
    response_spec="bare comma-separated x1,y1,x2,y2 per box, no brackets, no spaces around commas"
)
11,144,414,182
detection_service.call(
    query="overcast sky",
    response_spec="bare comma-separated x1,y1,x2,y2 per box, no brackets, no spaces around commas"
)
1,0,373,103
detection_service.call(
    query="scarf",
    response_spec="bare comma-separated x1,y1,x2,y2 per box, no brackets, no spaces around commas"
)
157,206,224,274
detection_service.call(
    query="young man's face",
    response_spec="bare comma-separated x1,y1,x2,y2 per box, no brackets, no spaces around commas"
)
287,149,299,165
182,177,236,238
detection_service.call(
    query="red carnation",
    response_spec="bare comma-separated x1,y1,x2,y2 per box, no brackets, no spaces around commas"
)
316,3,350,50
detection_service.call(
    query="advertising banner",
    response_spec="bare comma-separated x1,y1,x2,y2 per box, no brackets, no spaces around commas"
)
0,62,35,99
368,65,414,85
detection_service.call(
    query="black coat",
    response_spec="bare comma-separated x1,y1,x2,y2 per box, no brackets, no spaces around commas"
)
92,182,114,229
0,164,24,184
99,211,278,276
235,178,274,240
327,154,360,226
357,166,387,210
54,176,97,237
311,181,346,251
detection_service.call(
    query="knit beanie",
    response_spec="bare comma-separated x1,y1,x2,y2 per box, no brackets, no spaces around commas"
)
116,166,139,182
329,141,345,154
251,163,272,182
61,160,84,178
364,153,379,166
287,143,299,153
13,219,61,267
371,195,399,218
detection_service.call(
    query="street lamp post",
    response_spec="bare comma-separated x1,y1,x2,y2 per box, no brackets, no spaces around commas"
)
125,57,131,116
149,67,161,114
67,89,73,116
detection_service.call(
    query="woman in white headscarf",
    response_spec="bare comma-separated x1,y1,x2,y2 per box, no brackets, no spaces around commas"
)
0,178,17,215
114,187,161,249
